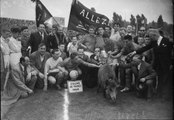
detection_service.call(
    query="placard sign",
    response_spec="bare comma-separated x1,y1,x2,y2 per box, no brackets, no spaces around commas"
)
67,80,83,93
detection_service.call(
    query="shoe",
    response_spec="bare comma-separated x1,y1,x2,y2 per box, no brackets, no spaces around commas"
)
120,87,130,92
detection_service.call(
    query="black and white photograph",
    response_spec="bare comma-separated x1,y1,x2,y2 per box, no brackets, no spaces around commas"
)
1,0,173,120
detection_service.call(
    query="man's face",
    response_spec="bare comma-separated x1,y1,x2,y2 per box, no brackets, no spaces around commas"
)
12,32,20,39
94,48,100,56
89,28,95,35
78,49,84,56
2,31,11,39
59,44,65,52
38,24,45,33
21,29,30,37
139,27,146,36
72,37,77,45
105,27,110,33
127,26,132,33
98,27,104,35
138,37,144,45
144,37,150,45
113,24,120,32
58,27,63,34
120,30,126,38
52,50,61,60
38,45,46,55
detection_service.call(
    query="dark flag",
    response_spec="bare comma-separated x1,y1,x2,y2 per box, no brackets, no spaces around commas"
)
68,0,109,33
36,0,54,27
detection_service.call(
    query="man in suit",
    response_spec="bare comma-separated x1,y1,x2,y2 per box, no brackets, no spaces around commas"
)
131,55,156,101
28,24,48,53
129,29,173,100
1,57,34,105
30,43,51,89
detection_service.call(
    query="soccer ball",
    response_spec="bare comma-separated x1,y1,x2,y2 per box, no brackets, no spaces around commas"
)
69,70,78,80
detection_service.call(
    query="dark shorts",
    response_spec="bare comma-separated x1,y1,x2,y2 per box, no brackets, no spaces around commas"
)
47,72,59,78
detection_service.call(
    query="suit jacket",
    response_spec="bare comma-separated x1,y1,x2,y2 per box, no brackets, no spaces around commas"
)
136,37,173,71
28,31,47,53
132,61,156,84
30,51,51,73
11,63,29,92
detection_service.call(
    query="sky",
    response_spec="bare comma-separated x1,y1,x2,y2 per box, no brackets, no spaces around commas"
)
1,0,173,27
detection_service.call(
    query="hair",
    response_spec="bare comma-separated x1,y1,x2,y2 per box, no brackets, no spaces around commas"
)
20,56,25,63
21,26,28,32
38,43,46,48
51,49,60,54
104,25,111,30
159,30,164,36
147,29,160,37
113,22,120,27
1,28,10,33
70,52,78,59
96,25,104,31
11,27,21,33
124,35,132,41
88,25,95,31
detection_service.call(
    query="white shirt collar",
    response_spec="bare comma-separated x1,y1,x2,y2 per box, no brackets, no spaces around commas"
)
138,63,141,70
157,36,163,45
20,63,25,71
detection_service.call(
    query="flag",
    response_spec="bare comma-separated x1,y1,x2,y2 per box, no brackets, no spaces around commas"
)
68,0,109,33
36,0,54,27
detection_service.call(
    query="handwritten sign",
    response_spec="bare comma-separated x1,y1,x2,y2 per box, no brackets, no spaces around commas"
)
67,80,83,93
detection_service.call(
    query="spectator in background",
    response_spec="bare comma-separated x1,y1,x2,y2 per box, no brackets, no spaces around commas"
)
25,56,38,90
142,35,154,64
104,25,111,38
58,43,67,60
28,24,47,53
90,47,101,64
30,43,51,89
134,26,146,44
0,28,11,91
67,36,79,56
137,36,145,47
20,26,30,56
126,25,133,36
57,26,68,44
8,27,22,68
95,26,106,50
110,22,121,42
80,26,96,56
46,25,59,52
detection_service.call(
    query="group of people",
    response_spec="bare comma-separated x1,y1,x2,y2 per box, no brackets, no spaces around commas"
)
0,22,173,105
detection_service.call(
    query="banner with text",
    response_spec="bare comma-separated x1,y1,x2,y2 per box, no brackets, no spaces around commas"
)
67,80,83,93
68,0,109,33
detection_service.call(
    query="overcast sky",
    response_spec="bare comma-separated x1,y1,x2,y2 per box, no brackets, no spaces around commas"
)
1,0,173,27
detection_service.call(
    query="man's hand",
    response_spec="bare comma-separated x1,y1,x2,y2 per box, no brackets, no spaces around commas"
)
140,78,146,82
39,72,45,79
28,89,33,94
32,70,38,76
43,85,47,91
128,51,136,58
